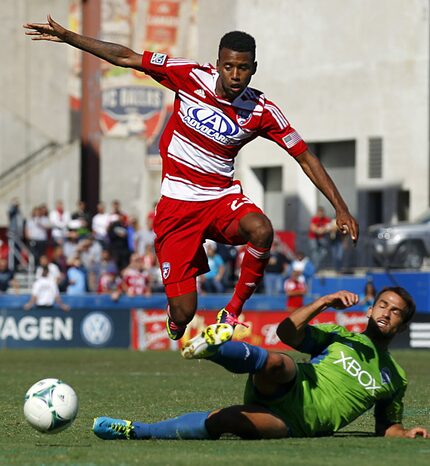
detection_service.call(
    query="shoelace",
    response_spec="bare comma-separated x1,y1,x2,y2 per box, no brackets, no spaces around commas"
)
224,313,250,328
111,421,133,439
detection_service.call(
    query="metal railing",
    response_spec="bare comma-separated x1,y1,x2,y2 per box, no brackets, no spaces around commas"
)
7,232,35,289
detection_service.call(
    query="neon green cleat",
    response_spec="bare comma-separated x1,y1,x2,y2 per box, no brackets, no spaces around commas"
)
166,317,186,340
181,323,234,359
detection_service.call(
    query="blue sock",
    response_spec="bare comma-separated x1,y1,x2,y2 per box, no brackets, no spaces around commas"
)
208,341,268,374
133,411,211,439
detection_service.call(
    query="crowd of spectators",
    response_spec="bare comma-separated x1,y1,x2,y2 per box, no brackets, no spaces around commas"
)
4,199,162,301
3,199,344,309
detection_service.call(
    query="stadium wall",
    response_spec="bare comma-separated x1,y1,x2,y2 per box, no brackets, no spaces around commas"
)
1,0,429,235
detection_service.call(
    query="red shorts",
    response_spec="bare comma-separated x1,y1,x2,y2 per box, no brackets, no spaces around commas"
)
154,194,263,288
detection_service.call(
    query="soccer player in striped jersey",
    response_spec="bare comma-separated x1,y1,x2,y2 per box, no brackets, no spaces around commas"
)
24,16,359,341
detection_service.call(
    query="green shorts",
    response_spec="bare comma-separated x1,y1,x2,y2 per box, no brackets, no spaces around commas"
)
243,364,334,438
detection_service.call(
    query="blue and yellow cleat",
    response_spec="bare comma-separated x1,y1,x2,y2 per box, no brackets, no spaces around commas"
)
181,323,234,359
93,417,135,440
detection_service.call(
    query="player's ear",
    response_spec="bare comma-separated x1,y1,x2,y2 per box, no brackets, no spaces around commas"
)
366,306,373,319
252,61,257,75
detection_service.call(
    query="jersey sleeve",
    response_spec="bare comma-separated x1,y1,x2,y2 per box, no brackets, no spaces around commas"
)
260,99,308,157
141,51,198,92
295,324,342,356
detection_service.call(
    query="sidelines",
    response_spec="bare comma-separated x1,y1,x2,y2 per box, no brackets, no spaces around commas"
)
0,292,427,348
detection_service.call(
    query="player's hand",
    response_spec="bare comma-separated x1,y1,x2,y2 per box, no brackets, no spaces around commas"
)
336,210,359,244
404,427,429,438
23,14,66,42
324,290,359,310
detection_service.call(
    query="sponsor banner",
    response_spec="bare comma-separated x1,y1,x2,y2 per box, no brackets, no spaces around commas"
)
0,308,130,348
131,309,419,350
132,309,178,350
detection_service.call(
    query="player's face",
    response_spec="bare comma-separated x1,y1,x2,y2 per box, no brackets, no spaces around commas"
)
216,48,256,100
366,291,408,338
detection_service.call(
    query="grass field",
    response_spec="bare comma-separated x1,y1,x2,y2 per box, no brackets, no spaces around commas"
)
0,348,429,466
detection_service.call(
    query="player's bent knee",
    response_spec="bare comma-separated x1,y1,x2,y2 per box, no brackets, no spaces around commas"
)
240,214,274,246
264,352,296,383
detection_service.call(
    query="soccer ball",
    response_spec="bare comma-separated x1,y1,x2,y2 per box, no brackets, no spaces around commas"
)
23,378,78,433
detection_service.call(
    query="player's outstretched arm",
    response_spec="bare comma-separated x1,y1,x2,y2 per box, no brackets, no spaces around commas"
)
295,150,359,243
382,423,429,438
23,14,143,70
277,290,359,347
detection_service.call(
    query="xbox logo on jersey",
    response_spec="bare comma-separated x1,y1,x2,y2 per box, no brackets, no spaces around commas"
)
80,312,113,347
183,104,240,144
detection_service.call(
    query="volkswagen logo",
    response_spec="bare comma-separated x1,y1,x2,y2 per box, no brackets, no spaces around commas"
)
81,312,113,347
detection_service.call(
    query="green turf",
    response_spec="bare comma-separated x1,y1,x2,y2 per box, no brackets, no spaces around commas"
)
0,349,429,466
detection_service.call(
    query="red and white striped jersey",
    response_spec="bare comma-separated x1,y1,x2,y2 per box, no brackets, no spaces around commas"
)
122,268,150,296
141,51,308,201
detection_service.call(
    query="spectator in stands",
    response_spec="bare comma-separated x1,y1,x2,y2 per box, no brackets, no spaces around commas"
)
77,237,103,291
51,245,69,292
118,253,151,297
35,254,61,285
308,206,331,271
359,281,377,310
284,266,307,313
108,214,130,271
25,205,50,266
215,243,238,292
63,227,81,263
0,257,18,294
71,200,91,237
127,216,139,254
49,200,71,245
109,199,128,225
263,238,290,296
92,202,110,246
7,198,25,270
200,241,225,294
135,211,156,256
288,251,315,287
328,218,345,272
23,265,70,311
66,256,87,295
97,268,122,301
98,249,119,277
142,243,157,272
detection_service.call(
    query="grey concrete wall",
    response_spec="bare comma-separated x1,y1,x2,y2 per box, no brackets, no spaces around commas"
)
1,0,78,223
1,0,429,233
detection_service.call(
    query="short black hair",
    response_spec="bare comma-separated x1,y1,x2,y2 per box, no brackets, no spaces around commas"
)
218,31,256,60
374,286,416,323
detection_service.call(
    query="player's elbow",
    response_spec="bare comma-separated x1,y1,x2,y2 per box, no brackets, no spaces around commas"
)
118,51,143,70
276,318,302,348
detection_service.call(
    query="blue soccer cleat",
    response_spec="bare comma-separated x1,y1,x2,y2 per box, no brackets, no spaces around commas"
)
181,323,234,359
93,417,135,440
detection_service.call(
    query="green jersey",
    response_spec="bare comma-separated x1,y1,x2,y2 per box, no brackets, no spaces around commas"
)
244,324,407,437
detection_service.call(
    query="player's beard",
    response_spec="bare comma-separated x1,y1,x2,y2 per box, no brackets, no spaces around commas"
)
364,316,395,346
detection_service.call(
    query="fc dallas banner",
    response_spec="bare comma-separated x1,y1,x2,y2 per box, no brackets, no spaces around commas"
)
69,0,198,157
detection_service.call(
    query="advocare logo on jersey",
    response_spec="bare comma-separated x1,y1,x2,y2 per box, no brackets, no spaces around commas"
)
183,104,240,144
80,312,113,347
